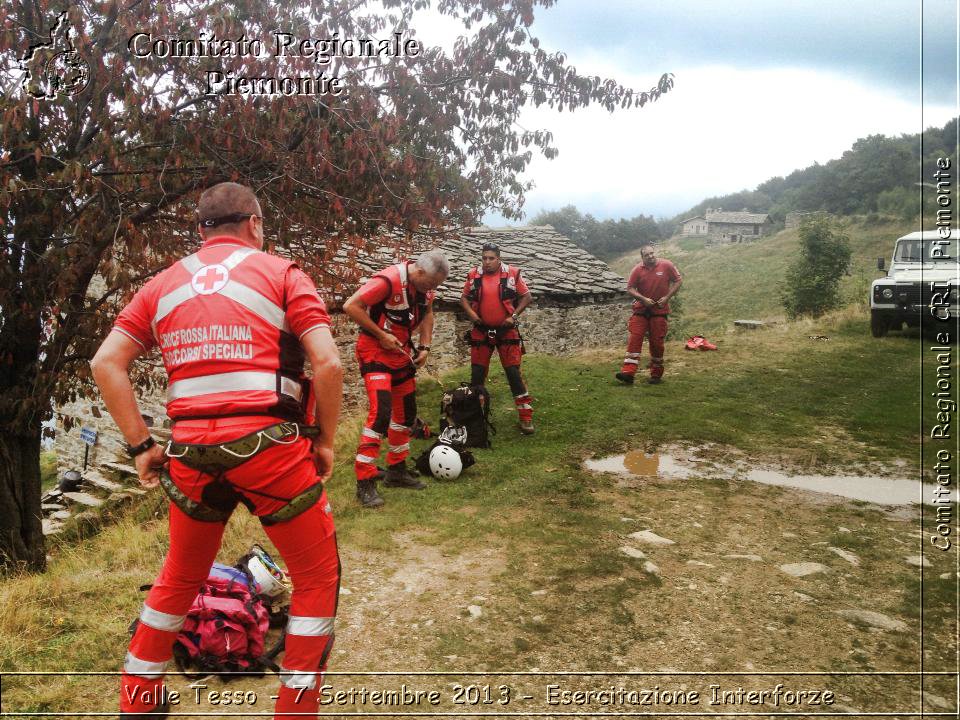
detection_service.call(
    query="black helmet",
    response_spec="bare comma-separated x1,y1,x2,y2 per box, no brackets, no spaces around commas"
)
58,470,82,493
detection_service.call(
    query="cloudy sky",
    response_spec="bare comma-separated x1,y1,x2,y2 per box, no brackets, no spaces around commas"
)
417,1,958,224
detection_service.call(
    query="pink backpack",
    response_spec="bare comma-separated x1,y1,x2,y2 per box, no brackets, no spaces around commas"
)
174,574,272,674
132,561,287,679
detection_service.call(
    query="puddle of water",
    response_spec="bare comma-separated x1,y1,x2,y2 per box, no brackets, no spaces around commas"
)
745,469,926,506
584,452,929,506
584,451,698,479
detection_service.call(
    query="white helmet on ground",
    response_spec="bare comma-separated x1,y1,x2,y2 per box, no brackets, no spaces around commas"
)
429,444,463,480
245,545,289,597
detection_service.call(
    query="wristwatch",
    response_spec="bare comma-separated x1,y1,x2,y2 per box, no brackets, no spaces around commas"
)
511,313,519,322
126,436,156,458
417,345,431,352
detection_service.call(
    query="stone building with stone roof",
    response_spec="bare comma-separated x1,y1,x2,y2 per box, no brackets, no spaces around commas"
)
679,207,770,243
54,226,630,472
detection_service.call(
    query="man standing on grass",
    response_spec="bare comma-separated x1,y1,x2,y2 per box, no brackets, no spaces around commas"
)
342,250,449,509
616,243,682,385
460,242,535,434
91,182,343,719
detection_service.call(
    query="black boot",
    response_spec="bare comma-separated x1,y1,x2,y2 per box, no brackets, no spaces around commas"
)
383,461,427,489
356,479,385,508
615,372,635,385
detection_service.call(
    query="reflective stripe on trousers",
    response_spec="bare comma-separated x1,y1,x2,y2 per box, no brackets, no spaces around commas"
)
123,651,168,679
279,616,335,690
139,604,186,633
279,666,322,690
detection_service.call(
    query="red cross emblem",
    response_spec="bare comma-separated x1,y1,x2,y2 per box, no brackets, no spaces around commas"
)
191,263,229,295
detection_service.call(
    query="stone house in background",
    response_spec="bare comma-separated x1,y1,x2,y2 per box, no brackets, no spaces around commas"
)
678,207,770,243
54,225,629,472
679,215,708,236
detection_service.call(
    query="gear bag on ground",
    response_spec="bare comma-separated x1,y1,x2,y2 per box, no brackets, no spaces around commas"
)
130,558,287,680
439,383,494,448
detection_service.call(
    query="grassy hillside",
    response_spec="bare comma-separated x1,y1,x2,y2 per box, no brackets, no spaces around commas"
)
2,311,951,715
612,217,917,337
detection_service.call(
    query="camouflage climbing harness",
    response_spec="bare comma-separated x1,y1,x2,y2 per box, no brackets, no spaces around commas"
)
160,422,325,525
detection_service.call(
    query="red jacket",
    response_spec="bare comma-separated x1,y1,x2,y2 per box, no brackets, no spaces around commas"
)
463,263,523,319
363,261,432,346
120,242,313,421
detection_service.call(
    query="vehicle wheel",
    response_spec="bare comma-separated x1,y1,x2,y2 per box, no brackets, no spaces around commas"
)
870,311,889,338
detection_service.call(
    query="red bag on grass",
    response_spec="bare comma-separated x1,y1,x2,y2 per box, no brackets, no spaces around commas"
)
685,335,718,351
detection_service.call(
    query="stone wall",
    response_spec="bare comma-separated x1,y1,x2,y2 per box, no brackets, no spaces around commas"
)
55,393,171,476
680,219,708,236
707,221,764,244
55,299,631,472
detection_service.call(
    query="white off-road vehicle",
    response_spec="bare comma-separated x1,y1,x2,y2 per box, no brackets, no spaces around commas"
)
871,230,959,337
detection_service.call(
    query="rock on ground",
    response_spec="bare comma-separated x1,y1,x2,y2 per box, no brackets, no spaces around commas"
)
620,546,648,560
61,491,103,507
836,609,908,632
779,562,829,577
467,605,483,619
828,547,860,566
922,693,954,711
628,530,676,546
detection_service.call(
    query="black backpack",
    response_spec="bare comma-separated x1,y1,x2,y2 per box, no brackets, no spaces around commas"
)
439,384,494,448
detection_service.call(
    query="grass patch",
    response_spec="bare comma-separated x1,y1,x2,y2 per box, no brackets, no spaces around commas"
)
40,451,58,492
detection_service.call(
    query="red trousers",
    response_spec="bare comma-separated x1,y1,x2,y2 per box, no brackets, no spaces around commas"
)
121,416,339,719
469,327,523,368
354,343,417,480
468,327,531,421
620,314,668,379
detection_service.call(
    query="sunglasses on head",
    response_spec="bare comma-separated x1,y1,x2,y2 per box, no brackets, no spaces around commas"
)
199,213,261,228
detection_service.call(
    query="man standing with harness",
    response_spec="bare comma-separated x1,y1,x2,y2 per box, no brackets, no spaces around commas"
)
91,182,343,719
616,243,682,385
342,251,449,509
460,242,535,434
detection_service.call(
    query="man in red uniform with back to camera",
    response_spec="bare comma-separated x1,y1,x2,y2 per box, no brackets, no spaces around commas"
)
460,242,535,434
342,250,449,509
616,243,682,385
91,182,343,720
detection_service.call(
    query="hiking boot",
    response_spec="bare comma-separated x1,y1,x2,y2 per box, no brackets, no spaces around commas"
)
519,417,535,435
647,376,663,385
615,372,635,385
383,462,427,489
120,702,169,719
356,479,385,508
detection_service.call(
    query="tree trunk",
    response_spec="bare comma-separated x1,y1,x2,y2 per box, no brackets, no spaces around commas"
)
0,195,50,575
0,428,45,573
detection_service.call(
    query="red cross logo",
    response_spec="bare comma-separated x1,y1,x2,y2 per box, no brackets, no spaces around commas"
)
191,263,229,295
